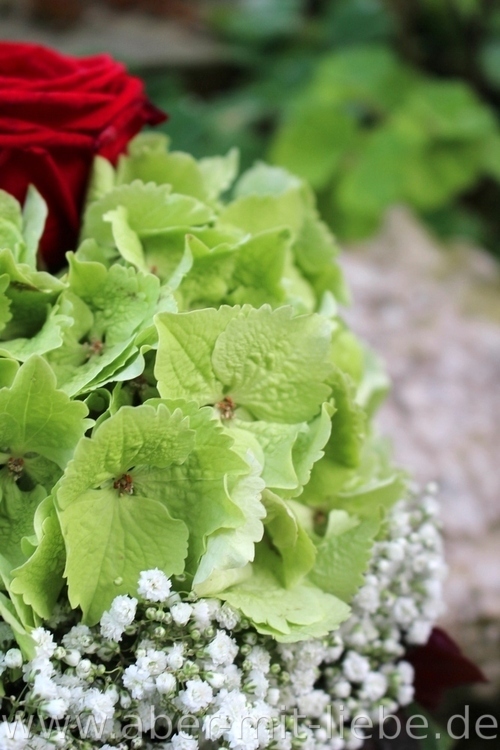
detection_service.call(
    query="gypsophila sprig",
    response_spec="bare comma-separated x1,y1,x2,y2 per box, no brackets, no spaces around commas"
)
0,487,445,749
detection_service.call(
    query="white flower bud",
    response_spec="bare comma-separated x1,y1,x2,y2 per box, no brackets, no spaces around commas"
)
4,649,23,669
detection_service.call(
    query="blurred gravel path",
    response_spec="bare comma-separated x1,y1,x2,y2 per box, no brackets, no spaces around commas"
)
342,208,500,688
1,3,225,65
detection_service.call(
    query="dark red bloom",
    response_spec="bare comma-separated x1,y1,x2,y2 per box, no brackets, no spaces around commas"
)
407,627,487,711
0,42,166,270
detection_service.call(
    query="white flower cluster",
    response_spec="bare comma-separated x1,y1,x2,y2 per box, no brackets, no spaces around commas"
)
0,486,445,750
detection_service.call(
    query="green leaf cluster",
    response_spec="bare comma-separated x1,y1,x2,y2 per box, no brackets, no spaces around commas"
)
270,45,500,241
0,137,405,648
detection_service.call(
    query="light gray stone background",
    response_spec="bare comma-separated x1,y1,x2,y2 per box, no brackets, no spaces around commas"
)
342,208,500,689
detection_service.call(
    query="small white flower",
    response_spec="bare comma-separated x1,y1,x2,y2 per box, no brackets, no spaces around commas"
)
137,649,168,676
359,672,388,702
0,720,30,749
156,672,176,695
397,684,415,706
171,731,199,750
138,569,172,602
100,611,125,643
206,671,226,689
41,698,69,720
192,600,212,629
396,661,415,685
180,679,214,712
393,597,419,626
342,652,370,683
32,674,59,700
122,664,154,700
62,624,94,653
355,584,380,613
171,602,193,626
332,679,351,699
82,687,116,722
31,628,56,659
345,734,364,750
297,690,330,718
406,619,433,645
216,688,247,719
226,719,260,750
216,603,240,630
109,595,137,626
76,658,93,678
221,664,242,691
62,649,81,668
290,667,318,695
206,631,238,666
166,643,185,670
266,687,281,706
246,669,268,699
247,646,271,674
4,649,23,670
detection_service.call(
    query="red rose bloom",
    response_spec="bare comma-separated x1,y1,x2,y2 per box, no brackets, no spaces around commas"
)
0,42,166,269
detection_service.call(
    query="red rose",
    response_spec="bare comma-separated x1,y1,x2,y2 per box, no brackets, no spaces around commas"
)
407,627,487,711
0,42,166,270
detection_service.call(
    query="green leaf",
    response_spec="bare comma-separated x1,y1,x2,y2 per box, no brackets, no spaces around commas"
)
177,237,237,310
193,456,266,595
20,186,48,268
228,419,302,491
0,592,36,659
289,401,334,495
118,135,239,204
311,45,412,111
220,187,305,237
212,306,332,423
0,358,18,389
82,182,214,247
56,404,195,623
263,491,316,588
104,206,146,271
0,190,22,230
0,274,12,334
0,477,47,570
0,300,72,363
0,355,90,470
67,255,160,346
86,155,116,203
155,306,235,404
0,249,65,341
226,163,347,304
156,305,333,424
270,103,357,189
198,149,239,201
219,545,350,642
140,400,248,571
228,228,289,307
356,345,390,418
309,510,380,602
301,435,407,521
10,497,66,620
402,79,496,141
326,369,366,468
47,259,160,396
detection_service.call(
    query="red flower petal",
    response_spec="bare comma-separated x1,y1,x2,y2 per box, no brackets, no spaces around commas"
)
406,627,487,711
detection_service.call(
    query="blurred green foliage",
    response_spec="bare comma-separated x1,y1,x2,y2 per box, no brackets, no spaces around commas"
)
270,45,500,241
142,0,500,254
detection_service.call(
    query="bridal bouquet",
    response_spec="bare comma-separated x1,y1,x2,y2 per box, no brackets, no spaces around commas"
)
0,43,478,750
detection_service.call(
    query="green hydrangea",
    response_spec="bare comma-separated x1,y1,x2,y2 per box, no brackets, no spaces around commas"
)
0,135,404,649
